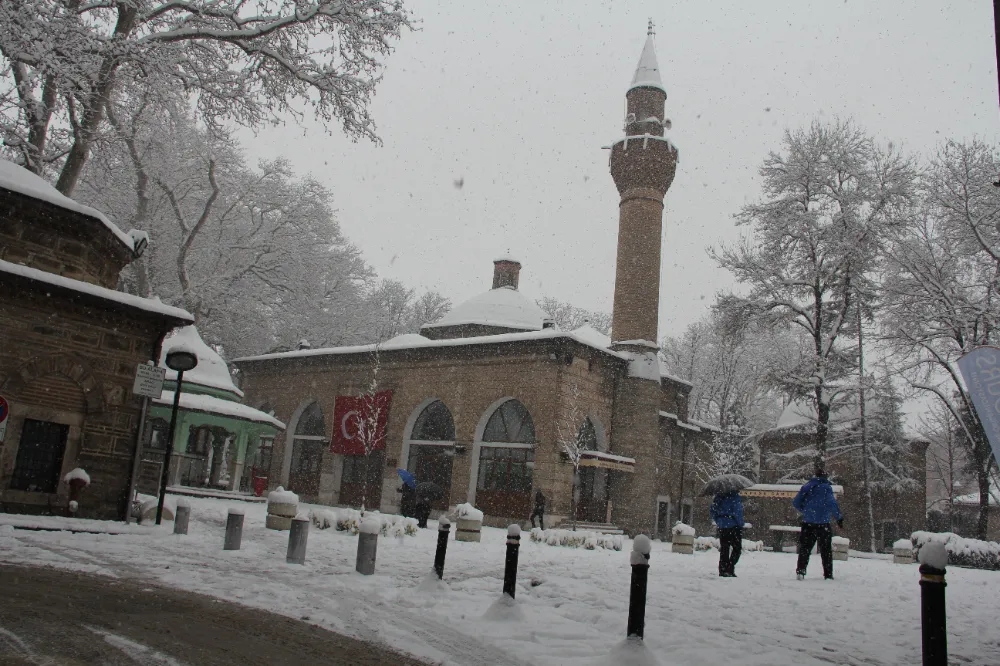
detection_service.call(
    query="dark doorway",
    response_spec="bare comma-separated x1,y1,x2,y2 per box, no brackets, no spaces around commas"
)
339,450,384,509
11,419,69,493
656,499,671,539
288,439,324,497
408,445,454,510
575,466,608,523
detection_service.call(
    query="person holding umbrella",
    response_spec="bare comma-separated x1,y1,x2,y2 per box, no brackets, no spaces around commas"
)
792,466,843,580
710,489,745,577
396,469,417,518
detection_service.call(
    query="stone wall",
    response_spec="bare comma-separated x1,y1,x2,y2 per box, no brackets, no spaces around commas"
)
0,190,132,289
0,285,172,519
238,337,624,524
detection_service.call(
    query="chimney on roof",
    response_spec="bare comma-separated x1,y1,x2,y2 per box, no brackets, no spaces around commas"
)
492,257,521,290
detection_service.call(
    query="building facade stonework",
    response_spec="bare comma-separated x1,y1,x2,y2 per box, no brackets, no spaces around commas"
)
0,161,192,519
236,32,715,536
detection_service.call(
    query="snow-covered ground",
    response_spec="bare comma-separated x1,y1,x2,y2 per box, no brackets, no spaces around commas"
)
1,496,998,666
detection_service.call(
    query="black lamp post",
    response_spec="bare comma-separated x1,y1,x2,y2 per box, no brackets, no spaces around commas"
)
156,349,198,525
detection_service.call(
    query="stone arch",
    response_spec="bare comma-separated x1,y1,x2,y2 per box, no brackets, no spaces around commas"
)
279,397,323,486
2,353,105,414
400,397,455,475
586,414,609,453
467,396,536,506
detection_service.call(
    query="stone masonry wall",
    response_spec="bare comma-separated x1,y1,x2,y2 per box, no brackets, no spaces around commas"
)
0,286,169,519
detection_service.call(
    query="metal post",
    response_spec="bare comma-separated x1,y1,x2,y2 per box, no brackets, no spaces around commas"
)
627,534,651,639
356,531,379,575
173,502,190,535
223,508,244,550
286,517,309,564
502,524,521,599
434,516,451,579
919,543,948,666
155,369,185,526
125,395,150,524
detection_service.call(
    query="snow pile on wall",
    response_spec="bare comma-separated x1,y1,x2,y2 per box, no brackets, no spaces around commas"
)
63,468,91,485
453,503,484,522
623,351,661,381
893,538,913,551
693,536,765,552
267,487,298,505
911,531,1000,570
671,522,695,537
310,508,417,537
528,527,623,551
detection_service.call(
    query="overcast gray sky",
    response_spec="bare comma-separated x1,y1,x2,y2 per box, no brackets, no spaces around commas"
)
239,0,999,341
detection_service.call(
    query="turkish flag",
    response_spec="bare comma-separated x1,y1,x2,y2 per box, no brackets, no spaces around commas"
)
331,390,393,456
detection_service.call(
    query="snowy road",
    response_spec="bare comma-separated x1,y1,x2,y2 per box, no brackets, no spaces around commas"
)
1,497,998,666
0,564,429,665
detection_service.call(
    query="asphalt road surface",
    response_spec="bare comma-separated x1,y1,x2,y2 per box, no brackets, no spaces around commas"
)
0,565,430,665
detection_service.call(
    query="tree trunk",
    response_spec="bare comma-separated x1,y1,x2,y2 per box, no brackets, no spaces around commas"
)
857,299,877,552
570,470,577,531
976,463,990,540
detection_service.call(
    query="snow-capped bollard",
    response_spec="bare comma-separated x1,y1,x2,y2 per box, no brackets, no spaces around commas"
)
434,516,451,579
173,499,190,535
286,515,309,565
918,542,948,666
627,534,651,639
454,503,483,543
893,538,914,564
223,508,244,550
356,515,380,575
832,536,850,561
266,486,299,531
502,524,521,599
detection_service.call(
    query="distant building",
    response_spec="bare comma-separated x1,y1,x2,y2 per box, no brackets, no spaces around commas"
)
0,160,192,519
235,28,714,535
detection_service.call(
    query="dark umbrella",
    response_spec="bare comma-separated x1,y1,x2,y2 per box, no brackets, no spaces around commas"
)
396,468,417,489
700,474,755,497
416,481,444,500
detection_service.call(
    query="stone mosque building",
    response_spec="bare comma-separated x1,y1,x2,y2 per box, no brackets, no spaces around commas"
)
236,29,718,536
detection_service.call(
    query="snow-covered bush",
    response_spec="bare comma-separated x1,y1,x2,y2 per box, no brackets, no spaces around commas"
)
309,508,417,537
911,531,1000,570
694,536,765,552
529,527,623,551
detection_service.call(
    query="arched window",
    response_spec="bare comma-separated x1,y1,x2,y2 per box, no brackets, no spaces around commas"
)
476,400,536,518
411,400,456,441
289,402,325,497
577,418,598,451
483,399,535,444
296,402,326,437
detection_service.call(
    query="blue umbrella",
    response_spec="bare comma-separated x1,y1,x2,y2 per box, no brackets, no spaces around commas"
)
396,468,417,489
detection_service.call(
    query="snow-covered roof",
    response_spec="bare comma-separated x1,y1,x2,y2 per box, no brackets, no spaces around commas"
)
0,258,193,321
689,419,723,433
658,360,693,387
382,333,430,348
421,286,551,332
236,328,626,363
0,159,134,251
160,326,243,398
571,324,612,349
628,34,665,94
154,390,284,430
776,399,881,430
494,255,521,264
954,484,1000,507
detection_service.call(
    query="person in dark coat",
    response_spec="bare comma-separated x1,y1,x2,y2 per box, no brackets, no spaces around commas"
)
710,490,744,577
414,496,431,528
530,489,546,529
792,467,844,580
398,485,416,518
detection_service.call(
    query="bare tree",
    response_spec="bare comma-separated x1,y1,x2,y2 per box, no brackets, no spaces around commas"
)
555,381,587,531
922,402,971,531
536,297,612,335
354,342,385,514
713,118,915,466
881,139,1000,539
0,0,411,192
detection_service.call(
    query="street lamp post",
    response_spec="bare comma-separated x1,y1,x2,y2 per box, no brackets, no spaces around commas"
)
156,350,198,525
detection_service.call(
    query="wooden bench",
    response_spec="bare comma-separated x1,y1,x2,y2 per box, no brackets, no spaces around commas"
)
769,524,800,552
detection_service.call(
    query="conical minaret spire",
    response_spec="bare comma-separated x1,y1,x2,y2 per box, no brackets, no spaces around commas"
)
630,22,664,94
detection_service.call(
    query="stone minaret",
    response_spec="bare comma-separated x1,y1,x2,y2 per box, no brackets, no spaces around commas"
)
608,24,679,536
610,21,678,347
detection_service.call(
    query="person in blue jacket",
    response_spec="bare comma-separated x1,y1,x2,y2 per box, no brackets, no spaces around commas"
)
792,467,844,580
710,490,744,577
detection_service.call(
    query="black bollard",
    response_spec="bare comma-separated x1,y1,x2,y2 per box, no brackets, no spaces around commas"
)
502,524,521,599
627,534,652,639
434,516,451,579
918,542,948,666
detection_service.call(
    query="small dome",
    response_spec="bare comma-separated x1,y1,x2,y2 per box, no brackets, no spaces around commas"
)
424,287,551,332
160,325,242,398
382,333,430,348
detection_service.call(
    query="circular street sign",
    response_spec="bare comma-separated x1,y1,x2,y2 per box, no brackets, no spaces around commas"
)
0,396,8,423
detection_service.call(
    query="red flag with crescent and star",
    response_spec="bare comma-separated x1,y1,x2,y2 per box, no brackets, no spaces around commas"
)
331,390,393,455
